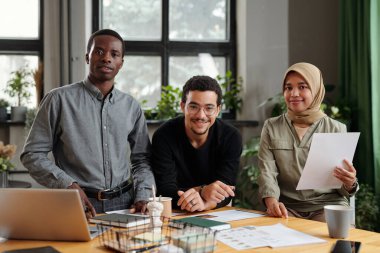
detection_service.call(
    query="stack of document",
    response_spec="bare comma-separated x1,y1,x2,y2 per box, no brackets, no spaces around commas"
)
217,223,326,250
89,213,149,228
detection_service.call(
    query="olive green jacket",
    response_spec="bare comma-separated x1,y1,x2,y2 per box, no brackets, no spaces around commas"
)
258,114,358,212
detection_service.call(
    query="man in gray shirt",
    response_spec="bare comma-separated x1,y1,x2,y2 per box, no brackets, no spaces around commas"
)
21,29,155,218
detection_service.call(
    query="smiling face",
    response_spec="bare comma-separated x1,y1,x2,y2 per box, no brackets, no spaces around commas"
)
181,90,221,138
86,35,124,85
283,72,313,113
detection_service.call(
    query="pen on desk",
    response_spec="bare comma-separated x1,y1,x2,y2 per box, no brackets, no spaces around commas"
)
132,243,165,253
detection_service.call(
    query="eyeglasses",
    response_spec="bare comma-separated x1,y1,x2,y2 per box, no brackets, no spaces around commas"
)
186,103,217,116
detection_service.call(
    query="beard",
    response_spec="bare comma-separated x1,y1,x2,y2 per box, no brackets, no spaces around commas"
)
190,127,209,136
190,118,210,135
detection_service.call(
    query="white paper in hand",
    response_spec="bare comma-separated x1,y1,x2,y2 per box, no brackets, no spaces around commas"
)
296,132,360,190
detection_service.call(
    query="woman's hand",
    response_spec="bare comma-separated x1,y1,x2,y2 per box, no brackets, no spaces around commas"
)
264,197,288,218
333,159,357,191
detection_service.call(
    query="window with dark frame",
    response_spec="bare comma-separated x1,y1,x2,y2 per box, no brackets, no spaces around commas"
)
0,0,44,109
92,0,236,113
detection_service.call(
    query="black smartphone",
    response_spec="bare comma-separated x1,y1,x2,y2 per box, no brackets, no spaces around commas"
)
331,240,362,253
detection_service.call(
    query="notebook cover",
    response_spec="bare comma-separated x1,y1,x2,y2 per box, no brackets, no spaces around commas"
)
176,216,231,231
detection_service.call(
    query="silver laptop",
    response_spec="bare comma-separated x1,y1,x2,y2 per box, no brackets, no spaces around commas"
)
0,188,103,241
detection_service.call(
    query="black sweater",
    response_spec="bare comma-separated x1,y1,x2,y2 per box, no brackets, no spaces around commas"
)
151,116,242,207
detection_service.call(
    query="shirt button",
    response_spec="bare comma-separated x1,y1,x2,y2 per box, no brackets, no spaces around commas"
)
103,126,106,129
105,143,108,146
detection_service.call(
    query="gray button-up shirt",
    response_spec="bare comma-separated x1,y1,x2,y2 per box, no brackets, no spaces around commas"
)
21,78,154,202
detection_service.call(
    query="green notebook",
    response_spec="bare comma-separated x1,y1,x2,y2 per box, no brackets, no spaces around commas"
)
176,216,231,231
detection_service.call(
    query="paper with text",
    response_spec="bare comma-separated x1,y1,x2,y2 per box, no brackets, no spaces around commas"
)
217,223,325,250
296,132,360,190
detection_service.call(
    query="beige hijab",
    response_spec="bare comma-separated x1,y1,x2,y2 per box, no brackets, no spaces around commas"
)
283,62,326,125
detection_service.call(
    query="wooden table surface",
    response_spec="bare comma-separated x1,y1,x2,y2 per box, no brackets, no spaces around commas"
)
1,207,379,252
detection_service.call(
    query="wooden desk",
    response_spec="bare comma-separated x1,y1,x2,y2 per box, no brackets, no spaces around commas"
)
1,207,379,252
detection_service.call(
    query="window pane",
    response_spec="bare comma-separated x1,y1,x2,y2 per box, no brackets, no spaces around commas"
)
115,56,161,108
169,54,226,89
102,0,162,41
0,55,38,108
169,0,227,41
0,0,39,39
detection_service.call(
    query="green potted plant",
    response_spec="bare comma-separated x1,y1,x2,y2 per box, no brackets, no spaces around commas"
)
320,102,352,129
155,85,181,120
216,70,243,119
233,137,265,211
143,85,182,120
5,66,34,122
355,184,380,232
0,98,10,122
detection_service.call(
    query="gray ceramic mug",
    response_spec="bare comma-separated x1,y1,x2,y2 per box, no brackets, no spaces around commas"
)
324,205,354,238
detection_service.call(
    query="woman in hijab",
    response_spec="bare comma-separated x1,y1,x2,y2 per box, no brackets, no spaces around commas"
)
258,62,359,221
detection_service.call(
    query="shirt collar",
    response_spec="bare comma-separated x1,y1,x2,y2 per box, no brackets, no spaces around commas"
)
83,77,115,103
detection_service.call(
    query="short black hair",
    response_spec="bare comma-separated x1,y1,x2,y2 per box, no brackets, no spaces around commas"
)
181,75,222,105
87,29,125,57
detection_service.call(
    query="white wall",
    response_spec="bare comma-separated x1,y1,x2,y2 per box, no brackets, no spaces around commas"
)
69,0,92,83
238,0,289,140
43,0,61,93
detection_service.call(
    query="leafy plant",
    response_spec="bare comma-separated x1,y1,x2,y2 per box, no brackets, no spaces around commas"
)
216,70,243,113
258,92,286,117
155,85,181,120
320,102,351,127
5,66,34,107
355,184,380,232
142,85,182,120
0,98,10,108
233,137,265,211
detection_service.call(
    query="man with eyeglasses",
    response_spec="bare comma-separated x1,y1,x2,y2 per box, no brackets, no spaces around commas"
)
152,75,242,212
